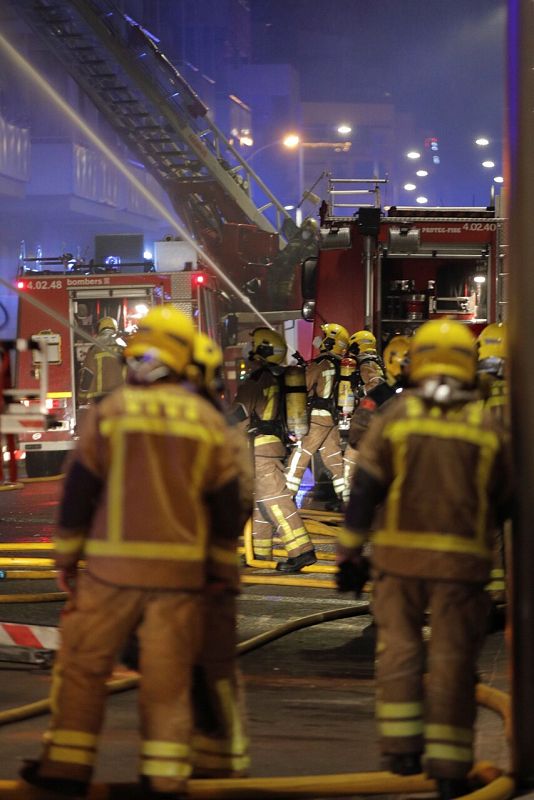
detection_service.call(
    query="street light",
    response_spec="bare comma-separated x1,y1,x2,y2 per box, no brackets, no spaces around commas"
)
475,137,490,146
337,123,352,135
406,150,421,160
282,133,300,149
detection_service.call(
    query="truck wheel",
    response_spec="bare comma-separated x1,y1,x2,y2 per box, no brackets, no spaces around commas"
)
25,451,66,478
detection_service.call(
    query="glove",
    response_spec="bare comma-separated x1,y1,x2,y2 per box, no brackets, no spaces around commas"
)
336,558,370,598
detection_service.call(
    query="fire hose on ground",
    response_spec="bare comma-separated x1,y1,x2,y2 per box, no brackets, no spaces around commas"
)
0,601,516,799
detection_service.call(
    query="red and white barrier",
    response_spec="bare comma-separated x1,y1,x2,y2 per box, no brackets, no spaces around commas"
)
0,621,59,649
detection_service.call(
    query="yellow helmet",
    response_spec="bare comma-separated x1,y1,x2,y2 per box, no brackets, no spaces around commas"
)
320,323,349,356
98,316,118,333
191,332,223,392
477,322,507,361
250,327,287,364
348,330,377,357
410,320,477,385
125,305,195,375
383,335,411,382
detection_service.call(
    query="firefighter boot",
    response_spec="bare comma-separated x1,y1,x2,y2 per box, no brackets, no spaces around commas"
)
385,753,422,775
436,778,471,800
19,760,88,799
275,550,317,572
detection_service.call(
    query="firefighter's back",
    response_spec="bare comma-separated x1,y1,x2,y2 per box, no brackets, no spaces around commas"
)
80,381,237,589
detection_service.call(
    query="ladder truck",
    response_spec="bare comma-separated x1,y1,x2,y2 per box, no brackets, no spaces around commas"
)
10,0,317,475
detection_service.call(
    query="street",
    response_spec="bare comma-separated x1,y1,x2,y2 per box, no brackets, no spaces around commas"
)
0,479,510,796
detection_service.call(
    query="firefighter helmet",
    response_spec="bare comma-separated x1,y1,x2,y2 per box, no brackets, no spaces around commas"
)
98,316,118,333
348,330,377,356
191,332,223,392
383,335,411,382
319,323,349,356
125,305,195,375
477,322,507,362
250,327,287,364
410,320,477,385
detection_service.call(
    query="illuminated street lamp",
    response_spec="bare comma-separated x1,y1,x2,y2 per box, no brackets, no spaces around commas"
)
416,169,428,177
283,133,300,149
475,137,490,146
337,123,352,135
482,160,495,168
494,176,504,183
406,150,421,160
404,183,417,191
416,196,428,204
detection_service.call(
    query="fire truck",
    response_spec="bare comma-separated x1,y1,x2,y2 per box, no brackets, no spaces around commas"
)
14,255,231,477
302,177,506,345
13,0,317,314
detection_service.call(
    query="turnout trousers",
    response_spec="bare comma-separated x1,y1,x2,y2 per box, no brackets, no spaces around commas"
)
285,412,345,500
252,438,313,559
37,572,248,794
342,443,359,503
373,573,490,779
192,591,250,778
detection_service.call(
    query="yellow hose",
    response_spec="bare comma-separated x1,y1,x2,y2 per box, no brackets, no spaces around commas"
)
0,592,66,603
0,558,57,567
304,520,340,537
0,543,54,552
0,766,515,799
237,604,370,655
0,772,436,798
241,574,337,588
19,474,64,483
0,570,59,580
0,482,24,492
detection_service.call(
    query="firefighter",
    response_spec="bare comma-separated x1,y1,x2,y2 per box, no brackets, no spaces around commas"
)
343,334,412,499
337,319,511,800
477,321,508,427
20,306,248,800
186,331,251,780
285,322,349,505
383,334,411,389
477,321,509,608
78,315,125,402
347,329,385,395
340,330,386,502
230,327,316,572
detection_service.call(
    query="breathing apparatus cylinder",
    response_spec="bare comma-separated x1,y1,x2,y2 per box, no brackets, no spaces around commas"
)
338,356,357,415
284,365,309,438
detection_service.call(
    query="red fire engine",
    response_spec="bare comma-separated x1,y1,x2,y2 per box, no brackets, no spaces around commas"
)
14,258,228,477
302,178,505,345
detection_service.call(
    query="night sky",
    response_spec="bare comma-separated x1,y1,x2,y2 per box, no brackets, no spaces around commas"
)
249,0,506,205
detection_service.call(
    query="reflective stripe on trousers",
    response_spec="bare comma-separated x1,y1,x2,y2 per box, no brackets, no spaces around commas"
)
39,572,204,794
373,573,489,779
253,455,312,558
286,418,345,498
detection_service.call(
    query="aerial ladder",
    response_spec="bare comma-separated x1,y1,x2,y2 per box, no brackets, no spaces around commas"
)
12,0,318,309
